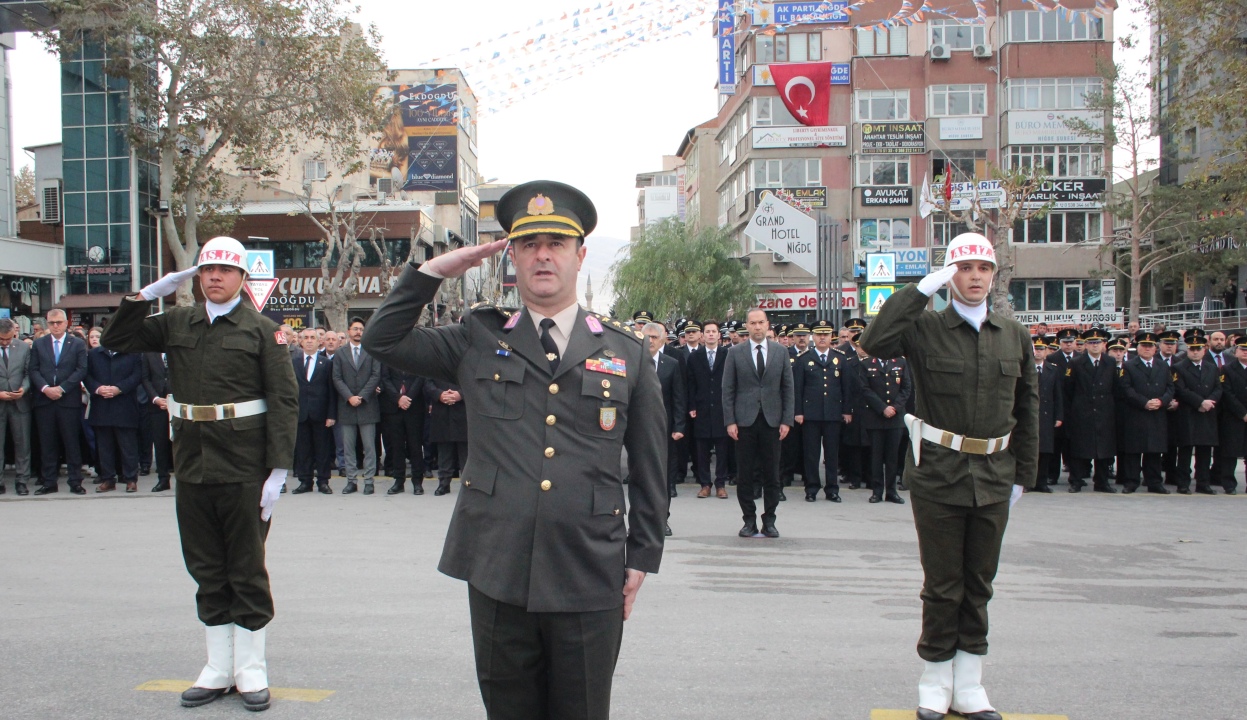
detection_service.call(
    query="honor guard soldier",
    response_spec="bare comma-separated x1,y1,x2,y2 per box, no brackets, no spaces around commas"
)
856,337,912,504
1213,336,1247,494
363,180,668,720
793,320,854,502
861,233,1038,720
1173,328,1221,494
1116,331,1175,494
101,236,299,711
1062,327,1118,493
1031,335,1063,493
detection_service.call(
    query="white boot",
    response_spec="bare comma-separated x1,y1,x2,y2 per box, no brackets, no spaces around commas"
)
233,625,269,692
917,658,954,714
950,649,995,714
193,623,235,689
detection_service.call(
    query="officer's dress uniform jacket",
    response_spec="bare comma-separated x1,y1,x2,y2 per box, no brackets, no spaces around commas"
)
857,357,911,430
363,266,667,613
1173,358,1221,447
1116,357,1176,454
1063,353,1116,460
859,284,1040,505
1035,360,1064,455
1218,361,1247,458
793,347,855,422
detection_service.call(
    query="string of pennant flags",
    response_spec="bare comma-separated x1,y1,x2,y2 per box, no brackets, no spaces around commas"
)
424,0,1115,114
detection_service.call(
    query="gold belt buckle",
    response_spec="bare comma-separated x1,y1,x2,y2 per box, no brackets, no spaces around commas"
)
961,437,989,455
190,404,217,422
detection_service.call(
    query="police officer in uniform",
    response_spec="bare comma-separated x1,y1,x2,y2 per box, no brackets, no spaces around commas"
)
363,181,667,720
1116,331,1174,494
1173,328,1221,494
857,342,911,504
780,322,812,492
1047,328,1079,485
101,236,299,711
793,320,853,502
1062,327,1117,493
839,322,870,490
1214,336,1247,494
861,233,1037,720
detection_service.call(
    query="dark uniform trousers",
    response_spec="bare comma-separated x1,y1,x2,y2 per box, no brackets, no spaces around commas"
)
469,585,622,720
912,495,1010,662
148,407,173,481
802,420,839,495
868,427,903,495
781,421,803,485
176,481,273,631
1176,445,1212,491
381,409,425,482
1121,453,1164,489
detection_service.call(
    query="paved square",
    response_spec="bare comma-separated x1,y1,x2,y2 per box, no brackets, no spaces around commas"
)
3,478,1245,719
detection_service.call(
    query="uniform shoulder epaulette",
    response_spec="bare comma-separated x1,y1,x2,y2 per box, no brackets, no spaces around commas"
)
596,313,643,343
470,302,513,321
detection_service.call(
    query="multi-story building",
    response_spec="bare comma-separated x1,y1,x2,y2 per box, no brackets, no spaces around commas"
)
710,0,1119,327
632,155,686,240
675,119,720,233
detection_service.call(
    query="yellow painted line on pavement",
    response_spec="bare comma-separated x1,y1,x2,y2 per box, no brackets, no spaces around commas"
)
136,679,334,702
872,711,1067,720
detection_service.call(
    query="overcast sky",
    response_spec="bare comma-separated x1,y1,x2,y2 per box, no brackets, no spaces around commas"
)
8,0,1149,311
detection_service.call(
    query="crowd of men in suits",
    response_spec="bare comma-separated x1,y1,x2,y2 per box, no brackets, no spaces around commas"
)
5,307,1247,506
0,313,469,499
639,311,1247,512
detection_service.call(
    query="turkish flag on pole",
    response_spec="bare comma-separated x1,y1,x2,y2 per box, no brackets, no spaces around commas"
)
768,62,832,127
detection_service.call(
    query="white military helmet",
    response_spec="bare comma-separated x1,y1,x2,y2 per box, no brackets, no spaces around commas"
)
197,236,249,273
943,232,996,268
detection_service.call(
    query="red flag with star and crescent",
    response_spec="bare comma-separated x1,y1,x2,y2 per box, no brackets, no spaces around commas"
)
768,61,832,127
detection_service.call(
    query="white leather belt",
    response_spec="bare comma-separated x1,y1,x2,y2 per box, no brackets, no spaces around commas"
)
904,414,1010,467
168,396,267,422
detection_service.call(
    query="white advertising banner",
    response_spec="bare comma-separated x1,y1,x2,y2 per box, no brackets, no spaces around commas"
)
1007,110,1103,144
938,117,983,140
758,285,857,311
752,125,847,148
643,186,679,223
1013,310,1124,326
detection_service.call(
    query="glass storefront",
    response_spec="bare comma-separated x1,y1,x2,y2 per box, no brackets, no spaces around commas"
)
0,275,54,333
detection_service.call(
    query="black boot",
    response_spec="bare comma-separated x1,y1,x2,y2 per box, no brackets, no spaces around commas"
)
434,478,451,496
317,480,333,494
387,480,406,495
180,685,234,708
239,687,270,712
412,480,424,495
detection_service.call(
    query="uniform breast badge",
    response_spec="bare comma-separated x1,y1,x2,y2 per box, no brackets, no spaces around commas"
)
599,407,617,431
586,358,627,377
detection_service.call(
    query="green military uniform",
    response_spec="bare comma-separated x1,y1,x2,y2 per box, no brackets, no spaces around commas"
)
101,296,299,630
364,180,667,720
860,283,1038,662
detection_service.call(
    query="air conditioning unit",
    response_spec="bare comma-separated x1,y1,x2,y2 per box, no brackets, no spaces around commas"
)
930,43,951,60
39,180,61,225
376,177,394,195
973,43,993,58
772,253,790,264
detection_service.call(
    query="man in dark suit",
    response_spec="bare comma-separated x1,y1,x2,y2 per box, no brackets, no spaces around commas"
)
1116,331,1174,494
1031,335,1063,494
332,317,381,494
1063,328,1117,493
85,345,143,492
28,308,89,494
0,318,33,495
292,327,337,494
643,322,686,520
363,181,666,720
666,319,697,489
140,352,173,491
722,307,795,538
1173,328,1221,494
687,320,730,498
378,363,426,494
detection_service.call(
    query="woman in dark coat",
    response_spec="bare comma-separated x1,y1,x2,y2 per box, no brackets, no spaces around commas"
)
425,377,468,495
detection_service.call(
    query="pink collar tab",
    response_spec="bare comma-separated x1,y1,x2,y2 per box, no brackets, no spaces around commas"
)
585,315,604,334
503,312,521,330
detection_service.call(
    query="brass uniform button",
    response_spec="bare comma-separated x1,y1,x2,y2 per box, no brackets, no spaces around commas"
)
549,383,559,395
541,480,552,491
544,447,555,458
601,379,611,389
603,391,610,398
546,415,556,426
463,480,471,488
612,508,621,516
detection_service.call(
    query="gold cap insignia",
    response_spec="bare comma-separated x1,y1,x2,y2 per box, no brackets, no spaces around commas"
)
527,194,555,216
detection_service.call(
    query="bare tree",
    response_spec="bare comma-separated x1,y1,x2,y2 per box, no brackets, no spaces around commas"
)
296,190,377,331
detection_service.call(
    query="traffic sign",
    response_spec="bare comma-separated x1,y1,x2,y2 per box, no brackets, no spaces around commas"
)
865,285,894,315
246,250,275,279
866,252,896,283
244,279,279,310
745,191,817,276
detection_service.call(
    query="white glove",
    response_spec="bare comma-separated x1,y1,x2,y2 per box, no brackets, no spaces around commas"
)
916,264,959,297
260,469,288,521
139,266,200,301
1009,484,1024,509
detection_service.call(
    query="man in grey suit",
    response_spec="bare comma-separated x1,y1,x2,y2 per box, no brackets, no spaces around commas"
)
0,318,33,494
333,317,381,494
722,308,795,538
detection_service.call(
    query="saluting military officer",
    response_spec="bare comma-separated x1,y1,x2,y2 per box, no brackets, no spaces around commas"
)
101,236,299,712
860,233,1038,720
792,320,854,502
362,181,667,720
